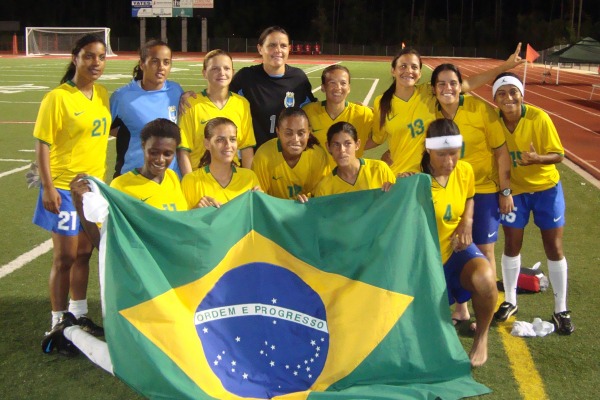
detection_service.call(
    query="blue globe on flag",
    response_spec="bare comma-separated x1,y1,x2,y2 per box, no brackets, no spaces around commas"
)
194,262,330,398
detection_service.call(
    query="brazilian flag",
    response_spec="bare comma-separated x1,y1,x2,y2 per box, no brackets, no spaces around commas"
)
94,174,490,399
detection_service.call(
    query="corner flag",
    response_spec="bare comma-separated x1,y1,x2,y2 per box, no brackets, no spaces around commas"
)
526,44,540,64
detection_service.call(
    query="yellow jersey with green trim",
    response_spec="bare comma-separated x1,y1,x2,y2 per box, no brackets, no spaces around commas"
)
303,101,373,167
178,90,256,170
181,165,260,208
435,94,505,194
499,104,563,195
372,84,437,175
33,81,111,190
431,160,475,264
252,138,330,199
110,169,188,211
313,158,396,197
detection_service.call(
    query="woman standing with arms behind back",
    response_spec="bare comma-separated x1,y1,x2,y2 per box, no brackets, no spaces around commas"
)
110,39,184,178
230,26,316,149
33,34,110,348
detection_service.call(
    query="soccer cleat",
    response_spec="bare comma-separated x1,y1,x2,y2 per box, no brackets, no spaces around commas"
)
77,315,104,337
553,311,575,335
41,312,79,356
493,301,518,322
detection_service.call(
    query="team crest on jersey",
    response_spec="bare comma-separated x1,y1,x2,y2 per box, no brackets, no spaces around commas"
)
284,92,295,108
168,106,177,122
194,262,329,398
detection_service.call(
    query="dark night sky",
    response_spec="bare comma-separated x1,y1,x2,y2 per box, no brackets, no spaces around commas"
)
2,0,599,52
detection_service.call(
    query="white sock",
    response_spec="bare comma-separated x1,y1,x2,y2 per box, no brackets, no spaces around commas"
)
68,299,88,319
51,310,67,329
548,258,568,313
64,326,114,375
502,254,521,306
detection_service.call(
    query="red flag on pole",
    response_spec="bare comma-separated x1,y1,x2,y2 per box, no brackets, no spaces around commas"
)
526,44,540,63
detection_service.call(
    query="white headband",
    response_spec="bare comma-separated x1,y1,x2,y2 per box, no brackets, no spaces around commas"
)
492,76,524,98
425,135,463,150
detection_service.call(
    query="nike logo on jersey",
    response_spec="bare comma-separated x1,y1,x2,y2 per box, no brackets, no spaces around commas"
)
201,119,209,124
553,216,562,222
141,196,151,202
487,231,497,238
272,176,282,180
386,113,398,121
74,111,85,116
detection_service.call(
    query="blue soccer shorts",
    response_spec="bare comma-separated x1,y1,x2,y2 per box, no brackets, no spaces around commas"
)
33,187,83,236
443,243,486,305
500,182,565,230
472,192,501,245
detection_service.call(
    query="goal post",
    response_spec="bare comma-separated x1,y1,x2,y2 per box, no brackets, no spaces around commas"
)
25,27,116,56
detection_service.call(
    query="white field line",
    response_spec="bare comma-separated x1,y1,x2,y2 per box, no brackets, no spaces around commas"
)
304,62,340,75
0,159,31,162
363,79,380,105
0,101,40,104
0,165,29,178
0,239,52,279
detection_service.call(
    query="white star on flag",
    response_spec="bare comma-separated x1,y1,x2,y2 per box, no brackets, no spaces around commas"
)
271,298,277,304
270,361,275,367
235,337,240,342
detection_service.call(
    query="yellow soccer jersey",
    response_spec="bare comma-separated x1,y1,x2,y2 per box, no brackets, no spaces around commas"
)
372,84,437,175
303,101,373,167
181,165,260,208
313,158,396,197
500,105,564,195
33,82,111,190
436,95,506,194
110,169,188,211
178,90,256,170
431,160,475,264
252,138,330,199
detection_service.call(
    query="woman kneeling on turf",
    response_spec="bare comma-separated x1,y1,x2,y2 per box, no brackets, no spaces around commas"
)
42,118,187,366
417,118,498,367
313,121,395,196
181,117,261,209
252,107,330,201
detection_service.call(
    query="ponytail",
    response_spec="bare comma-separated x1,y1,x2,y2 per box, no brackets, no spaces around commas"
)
306,133,320,149
378,82,396,129
60,64,77,84
199,150,211,168
132,65,143,81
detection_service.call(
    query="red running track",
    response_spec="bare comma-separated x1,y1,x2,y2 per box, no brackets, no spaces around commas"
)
424,57,600,180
